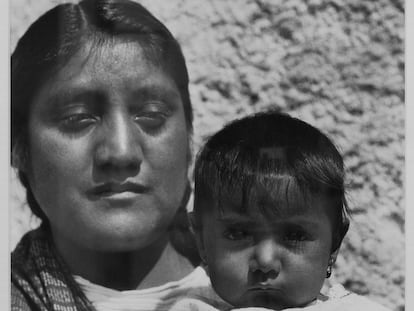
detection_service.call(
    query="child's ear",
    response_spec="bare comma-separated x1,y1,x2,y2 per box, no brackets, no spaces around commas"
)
188,212,207,264
331,220,349,254
329,248,340,264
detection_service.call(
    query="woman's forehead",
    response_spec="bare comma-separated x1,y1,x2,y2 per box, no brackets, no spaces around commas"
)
32,39,179,103
61,39,153,77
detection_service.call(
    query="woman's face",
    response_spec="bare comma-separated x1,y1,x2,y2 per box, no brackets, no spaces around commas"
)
26,40,189,251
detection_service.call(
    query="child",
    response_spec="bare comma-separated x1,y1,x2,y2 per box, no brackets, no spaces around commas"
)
190,111,391,310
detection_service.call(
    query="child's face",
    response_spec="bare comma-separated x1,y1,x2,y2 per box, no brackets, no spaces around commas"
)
197,194,335,310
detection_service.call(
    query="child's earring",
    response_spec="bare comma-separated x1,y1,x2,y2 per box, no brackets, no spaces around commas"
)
326,257,335,278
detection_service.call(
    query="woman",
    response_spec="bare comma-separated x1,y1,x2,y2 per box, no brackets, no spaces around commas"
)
11,0,225,310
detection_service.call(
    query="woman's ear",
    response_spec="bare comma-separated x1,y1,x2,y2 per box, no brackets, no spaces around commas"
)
188,212,207,265
11,141,28,173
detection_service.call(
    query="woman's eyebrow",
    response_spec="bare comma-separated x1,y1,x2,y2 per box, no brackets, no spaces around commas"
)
44,88,102,108
131,85,181,100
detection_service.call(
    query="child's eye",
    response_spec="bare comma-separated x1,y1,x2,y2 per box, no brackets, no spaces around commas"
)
223,227,252,241
60,113,97,132
284,230,308,243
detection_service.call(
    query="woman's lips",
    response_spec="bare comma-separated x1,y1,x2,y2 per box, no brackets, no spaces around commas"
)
87,182,150,200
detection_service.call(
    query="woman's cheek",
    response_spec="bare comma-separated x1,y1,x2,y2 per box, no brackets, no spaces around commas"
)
147,127,189,191
30,134,86,179
27,129,88,205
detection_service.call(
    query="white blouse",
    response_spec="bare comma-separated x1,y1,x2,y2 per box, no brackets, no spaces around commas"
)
75,266,229,311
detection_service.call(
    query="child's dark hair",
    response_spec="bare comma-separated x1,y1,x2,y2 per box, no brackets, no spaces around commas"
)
194,111,349,252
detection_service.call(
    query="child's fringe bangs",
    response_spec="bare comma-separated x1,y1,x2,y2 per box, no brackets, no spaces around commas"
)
201,148,314,217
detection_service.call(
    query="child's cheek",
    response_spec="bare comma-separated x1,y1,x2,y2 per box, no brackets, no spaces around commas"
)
217,250,249,286
209,250,249,305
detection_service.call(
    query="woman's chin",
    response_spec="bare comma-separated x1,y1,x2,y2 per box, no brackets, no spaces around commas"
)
94,226,169,252
53,215,171,253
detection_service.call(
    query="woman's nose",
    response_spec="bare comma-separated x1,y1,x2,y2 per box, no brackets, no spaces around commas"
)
94,113,142,177
250,237,281,277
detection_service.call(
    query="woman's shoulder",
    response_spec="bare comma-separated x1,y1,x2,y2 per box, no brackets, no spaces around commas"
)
11,282,36,311
11,226,50,291
11,226,94,311
12,225,49,264
12,227,45,289
11,226,56,310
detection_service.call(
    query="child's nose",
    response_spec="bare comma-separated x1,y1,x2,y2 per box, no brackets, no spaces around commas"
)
250,237,281,276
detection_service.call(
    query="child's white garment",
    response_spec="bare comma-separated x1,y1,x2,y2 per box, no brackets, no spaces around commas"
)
74,266,230,311
230,284,391,311
169,283,391,311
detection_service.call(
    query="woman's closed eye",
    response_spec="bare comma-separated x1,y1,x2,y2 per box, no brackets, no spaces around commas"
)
59,112,98,132
52,92,102,132
134,102,172,131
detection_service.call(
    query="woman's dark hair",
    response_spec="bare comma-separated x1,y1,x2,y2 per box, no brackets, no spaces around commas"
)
194,111,349,252
12,0,198,264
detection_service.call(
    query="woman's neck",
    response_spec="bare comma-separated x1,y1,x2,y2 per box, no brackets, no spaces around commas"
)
51,231,194,291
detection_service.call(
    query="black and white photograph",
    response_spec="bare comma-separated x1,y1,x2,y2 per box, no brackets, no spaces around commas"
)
9,0,405,310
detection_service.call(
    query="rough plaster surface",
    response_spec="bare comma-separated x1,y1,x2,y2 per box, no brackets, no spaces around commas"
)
10,0,405,310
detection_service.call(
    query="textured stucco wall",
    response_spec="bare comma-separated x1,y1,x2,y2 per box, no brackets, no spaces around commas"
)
10,0,405,310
